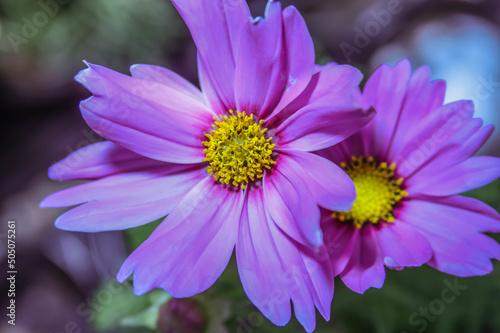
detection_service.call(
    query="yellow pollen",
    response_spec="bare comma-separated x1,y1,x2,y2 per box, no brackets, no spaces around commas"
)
332,156,408,228
202,110,276,189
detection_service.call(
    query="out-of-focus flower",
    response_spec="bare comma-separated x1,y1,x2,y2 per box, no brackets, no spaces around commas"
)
41,0,374,330
320,59,500,294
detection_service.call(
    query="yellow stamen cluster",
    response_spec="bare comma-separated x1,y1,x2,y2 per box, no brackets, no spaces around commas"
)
202,110,276,189
332,156,408,228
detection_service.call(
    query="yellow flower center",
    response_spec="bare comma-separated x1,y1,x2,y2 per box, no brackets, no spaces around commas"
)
202,110,276,189
332,156,408,228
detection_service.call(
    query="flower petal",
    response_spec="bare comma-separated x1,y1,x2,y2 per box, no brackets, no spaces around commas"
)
409,195,500,232
277,150,356,211
41,166,206,232
47,141,166,181
394,100,475,178
129,64,205,103
234,1,284,118
400,199,500,277
265,5,315,120
118,177,243,297
237,188,333,332
268,228,333,332
264,156,322,247
281,63,363,115
236,188,292,326
276,64,373,151
197,53,226,114
387,66,446,160
359,59,412,159
339,226,386,294
76,62,213,163
172,0,250,109
377,221,433,268
407,156,500,196
276,106,374,152
402,118,491,181
321,218,357,277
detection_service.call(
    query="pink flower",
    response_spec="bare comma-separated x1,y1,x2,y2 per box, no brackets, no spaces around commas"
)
320,59,500,294
41,0,373,330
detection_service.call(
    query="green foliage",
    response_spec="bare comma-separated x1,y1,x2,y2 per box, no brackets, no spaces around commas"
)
91,280,169,332
0,0,186,74
125,217,163,252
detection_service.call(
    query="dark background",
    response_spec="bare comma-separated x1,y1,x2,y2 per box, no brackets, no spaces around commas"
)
1,0,500,332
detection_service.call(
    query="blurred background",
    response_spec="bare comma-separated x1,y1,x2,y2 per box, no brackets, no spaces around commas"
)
1,0,500,332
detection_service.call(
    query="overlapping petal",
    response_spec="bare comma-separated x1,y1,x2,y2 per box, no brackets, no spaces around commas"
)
263,156,321,247
338,227,385,294
236,189,333,332
277,150,355,212
172,0,250,109
234,1,285,119
400,199,500,277
47,141,165,181
407,156,500,196
276,64,374,151
76,62,213,164
41,165,206,232
130,64,207,103
358,59,412,159
322,59,500,297
118,177,243,297
377,221,433,268
269,5,316,118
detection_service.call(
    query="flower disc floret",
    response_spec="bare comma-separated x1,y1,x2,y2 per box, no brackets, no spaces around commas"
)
202,110,276,189
333,156,408,228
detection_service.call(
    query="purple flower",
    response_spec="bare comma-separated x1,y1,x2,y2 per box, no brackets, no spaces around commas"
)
40,0,373,330
320,59,500,294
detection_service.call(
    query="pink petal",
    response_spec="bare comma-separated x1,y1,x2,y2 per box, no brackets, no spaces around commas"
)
47,141,165,181
265,5,315,120
339,227,386,294
387,66,446,159
407,156,500,196
264,156,322,247
321,218,357,278
237,188,333,332
359,59,412,159
394,100,475,178
130,64,206,104
41,166,206,232
236,188,292,326
172,0,250,109
76,62,213,163
277,150,355,211
400,199,500,277
276,64,373,151
234,1,284,119
408,195,500,232
198,53,227,114
118,177,243,297
377,221,433,268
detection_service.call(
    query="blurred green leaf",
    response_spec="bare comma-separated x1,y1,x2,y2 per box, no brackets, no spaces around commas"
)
125,217,163,251
120,290,171,330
